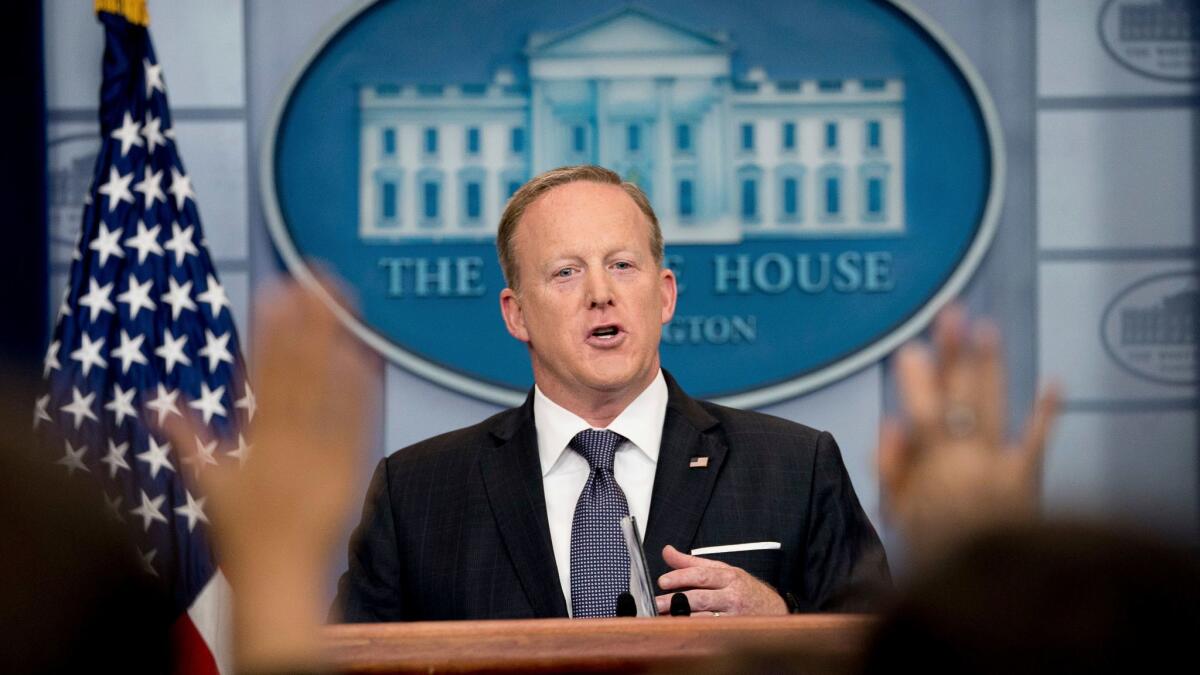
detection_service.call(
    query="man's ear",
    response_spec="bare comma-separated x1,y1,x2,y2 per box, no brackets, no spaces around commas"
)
659,267,678,325
499,288,530,343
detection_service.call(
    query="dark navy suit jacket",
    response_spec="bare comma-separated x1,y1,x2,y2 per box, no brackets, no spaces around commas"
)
334,372,891,621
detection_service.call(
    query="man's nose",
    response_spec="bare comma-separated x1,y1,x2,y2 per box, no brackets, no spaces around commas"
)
585,268,615,308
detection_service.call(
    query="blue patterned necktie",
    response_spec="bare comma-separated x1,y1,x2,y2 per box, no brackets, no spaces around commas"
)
569,429,631,618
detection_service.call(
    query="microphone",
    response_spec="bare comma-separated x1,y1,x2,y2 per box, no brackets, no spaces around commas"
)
670,592,691,617
616,591,637,617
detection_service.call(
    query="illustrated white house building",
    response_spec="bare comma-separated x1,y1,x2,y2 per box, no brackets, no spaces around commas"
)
357,6,905,243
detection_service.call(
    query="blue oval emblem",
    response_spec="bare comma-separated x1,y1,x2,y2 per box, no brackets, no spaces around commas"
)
1101,270,1199,386
263,0,1003,406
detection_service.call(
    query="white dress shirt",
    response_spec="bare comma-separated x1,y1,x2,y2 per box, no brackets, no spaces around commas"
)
534,370,667,616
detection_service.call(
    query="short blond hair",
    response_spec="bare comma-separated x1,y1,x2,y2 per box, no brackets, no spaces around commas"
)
496,165,664,291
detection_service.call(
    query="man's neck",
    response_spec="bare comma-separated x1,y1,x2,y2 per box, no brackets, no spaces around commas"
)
534,369,660,428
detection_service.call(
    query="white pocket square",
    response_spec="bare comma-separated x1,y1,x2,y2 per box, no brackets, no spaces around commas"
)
691,541,781,555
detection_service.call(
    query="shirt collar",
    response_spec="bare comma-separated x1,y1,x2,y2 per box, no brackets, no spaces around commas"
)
534,370,667,477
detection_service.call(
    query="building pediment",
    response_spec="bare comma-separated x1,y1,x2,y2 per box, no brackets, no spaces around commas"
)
527,6,731,58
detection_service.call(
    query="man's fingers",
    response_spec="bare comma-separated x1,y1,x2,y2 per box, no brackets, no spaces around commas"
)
654,589,728,614
658,560,735,592
161,411,230,500
934,306,982,433
1016,383,1062,479
680,589,727,614
932,304,967,381
895,344,941,443
252,278,362,441
661,544,729,570
319,330,377,439
250,282,309,424
974,320,1006,444
160,406,202,455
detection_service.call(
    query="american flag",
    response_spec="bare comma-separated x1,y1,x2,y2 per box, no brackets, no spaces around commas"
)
36,3,247,673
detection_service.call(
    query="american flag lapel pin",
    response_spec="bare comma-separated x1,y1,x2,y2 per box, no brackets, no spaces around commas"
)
689,456,709,468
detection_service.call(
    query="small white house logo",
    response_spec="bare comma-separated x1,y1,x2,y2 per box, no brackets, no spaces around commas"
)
1099,0,1200,81
48,134,101,264
1101,270,1198,385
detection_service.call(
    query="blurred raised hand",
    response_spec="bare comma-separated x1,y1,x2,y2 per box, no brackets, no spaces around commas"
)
878,306,1060,569
167,276,377,671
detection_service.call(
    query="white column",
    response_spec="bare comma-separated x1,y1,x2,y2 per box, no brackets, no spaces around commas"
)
654,77,674,223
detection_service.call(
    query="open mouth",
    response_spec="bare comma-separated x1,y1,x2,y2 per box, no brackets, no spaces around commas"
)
591,325,619,339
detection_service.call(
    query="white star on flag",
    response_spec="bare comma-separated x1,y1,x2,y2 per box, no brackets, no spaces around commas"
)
169,167,195,210
88,222,126,266
228,433,252,466
136,436,175,479
161,276,197,320
142,114,167,154
56,285,72,319
43,340,61,377
183,436,220,480
124,220,164,264
199,329,235,372
110,329,150,374
197,274,232,317
131,490,168,531
104,492,125,522
133,166,166,209
189,383,227,424
105,383,139,426
117,273,156,319
34,394,52,429
154,328,191,373
101,439,131,478
139,548,158,577
143,57,165,97
145,384,183,426
69,333,107,376
235,384,256,422
110,111,144,157
57,440,90,476
78,278,117,322
60,387,99,429
164,222,199,266
97,166,134,213
174,491,209,532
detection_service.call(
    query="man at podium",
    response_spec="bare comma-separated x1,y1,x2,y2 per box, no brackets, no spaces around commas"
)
334,165,891,621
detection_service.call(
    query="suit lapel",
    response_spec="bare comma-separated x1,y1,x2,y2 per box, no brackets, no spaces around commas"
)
478,399,569,618
642,372,726,586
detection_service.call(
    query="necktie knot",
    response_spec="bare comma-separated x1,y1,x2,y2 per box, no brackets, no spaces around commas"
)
570,429,622,472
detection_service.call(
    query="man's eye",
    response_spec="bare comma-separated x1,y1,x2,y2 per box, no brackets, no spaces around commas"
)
555,268,575,278
613,261,632,270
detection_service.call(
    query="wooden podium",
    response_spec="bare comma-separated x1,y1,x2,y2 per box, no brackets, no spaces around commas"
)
323,615,875,673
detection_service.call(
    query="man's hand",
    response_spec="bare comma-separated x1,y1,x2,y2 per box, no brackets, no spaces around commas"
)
654,545,788,616
166,277,378,671
878,306,1060,569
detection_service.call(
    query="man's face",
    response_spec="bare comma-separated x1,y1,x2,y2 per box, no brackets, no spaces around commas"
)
499,181,677,403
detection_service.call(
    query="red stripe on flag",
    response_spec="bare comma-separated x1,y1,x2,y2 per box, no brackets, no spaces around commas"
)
170,614,220,675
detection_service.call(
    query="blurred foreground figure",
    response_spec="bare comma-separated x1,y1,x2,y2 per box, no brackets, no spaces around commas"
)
862,521,1200,674
2,279,375,674
867,307,1199,673
0,386,171,673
